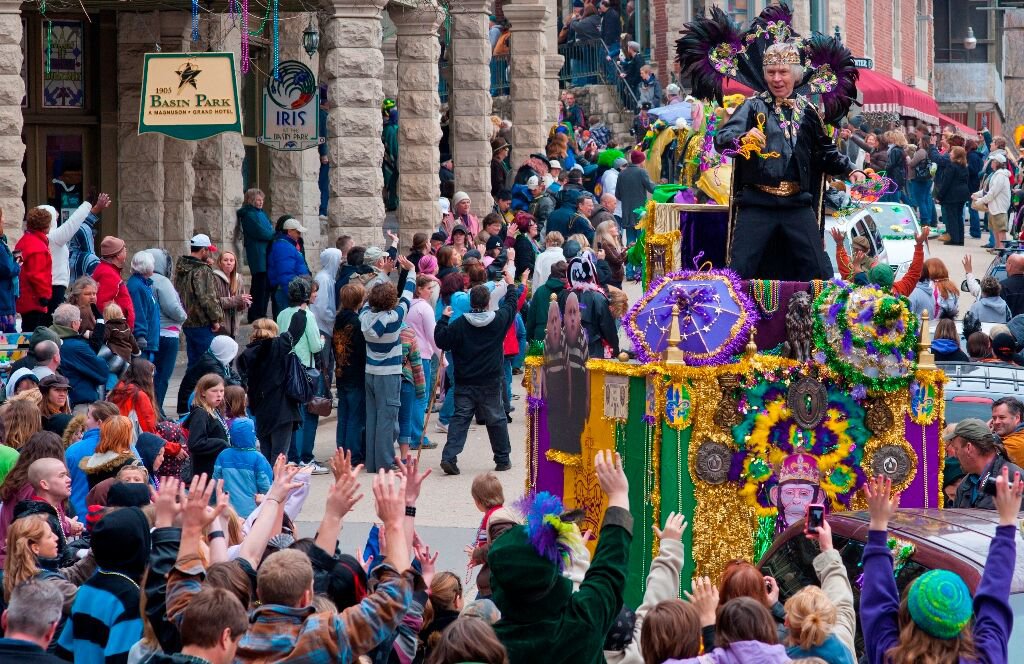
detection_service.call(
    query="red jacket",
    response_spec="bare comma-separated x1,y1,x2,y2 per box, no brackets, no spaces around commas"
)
93,260,136,329
15,230,52,314
503,284,529,356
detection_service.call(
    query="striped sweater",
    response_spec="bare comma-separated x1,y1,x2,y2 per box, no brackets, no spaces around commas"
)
56,570,142,664
360,270,416,376
399,326,426,399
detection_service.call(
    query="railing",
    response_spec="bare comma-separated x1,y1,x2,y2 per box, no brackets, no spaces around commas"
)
557,38,641,111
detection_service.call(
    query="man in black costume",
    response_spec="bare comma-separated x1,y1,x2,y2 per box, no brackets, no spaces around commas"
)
678,5,865,282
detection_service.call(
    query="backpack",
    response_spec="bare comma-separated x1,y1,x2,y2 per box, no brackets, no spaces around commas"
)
913,151,932,180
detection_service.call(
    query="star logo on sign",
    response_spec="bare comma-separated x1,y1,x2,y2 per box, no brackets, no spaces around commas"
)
175,62,202,92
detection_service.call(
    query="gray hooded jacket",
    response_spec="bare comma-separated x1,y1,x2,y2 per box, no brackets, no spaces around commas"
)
145,248,188,335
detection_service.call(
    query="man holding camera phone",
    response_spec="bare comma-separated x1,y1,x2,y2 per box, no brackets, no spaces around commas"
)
944,418,1024,509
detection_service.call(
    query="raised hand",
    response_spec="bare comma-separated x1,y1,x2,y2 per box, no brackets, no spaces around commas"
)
266,454,303,504
684,576,719,627
325,464,364,518
379,257,395,274
182,474,228,531
994,466,1024,527
329,448,356,482
764,575,780,605
395,455,431,507
915,228,929,246
154,477,184,528
653,511,687,542
962,254,973,275
373,470,407,529
91,193,112,214
805,516,833,551
829,227,844,245
862,474,900,531
413,540,439,587
595,450,629,510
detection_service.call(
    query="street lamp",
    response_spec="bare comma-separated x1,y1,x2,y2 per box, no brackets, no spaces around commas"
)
964,26,978,50
302,14,320,58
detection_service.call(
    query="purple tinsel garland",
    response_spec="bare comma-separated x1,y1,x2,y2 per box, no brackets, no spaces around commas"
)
527,395,544,414
623,267,759,366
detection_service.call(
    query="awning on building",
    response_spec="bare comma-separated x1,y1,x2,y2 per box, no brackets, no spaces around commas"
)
857,68,939,125
938,114,979,140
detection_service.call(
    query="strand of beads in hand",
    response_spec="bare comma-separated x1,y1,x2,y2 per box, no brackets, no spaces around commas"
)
723,113,781,161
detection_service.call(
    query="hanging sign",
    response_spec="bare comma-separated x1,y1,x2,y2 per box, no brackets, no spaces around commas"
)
259,60,324,151
138,52,241,140
603,375,630,421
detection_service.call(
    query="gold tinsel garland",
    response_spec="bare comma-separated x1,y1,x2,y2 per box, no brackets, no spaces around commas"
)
527,355,945,581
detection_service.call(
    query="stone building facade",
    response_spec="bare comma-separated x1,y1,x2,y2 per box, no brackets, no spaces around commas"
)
3,0,559,263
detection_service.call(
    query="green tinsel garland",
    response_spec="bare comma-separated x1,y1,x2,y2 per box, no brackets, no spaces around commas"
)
526,340,544,357
753,515,775,562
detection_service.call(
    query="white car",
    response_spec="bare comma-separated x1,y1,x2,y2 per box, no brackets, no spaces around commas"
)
824,202,928,281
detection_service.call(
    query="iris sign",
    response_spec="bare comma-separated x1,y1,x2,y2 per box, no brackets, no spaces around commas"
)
259,60,324,151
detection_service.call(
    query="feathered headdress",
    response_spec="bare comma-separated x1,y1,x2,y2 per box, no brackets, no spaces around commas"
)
676,3,858,123
513,492,582,571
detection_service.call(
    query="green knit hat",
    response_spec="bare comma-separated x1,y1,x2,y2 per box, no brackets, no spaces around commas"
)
867,264,895,289
907,569,972,639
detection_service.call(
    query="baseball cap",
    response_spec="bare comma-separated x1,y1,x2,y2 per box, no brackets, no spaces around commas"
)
570,164,584,173
527,175,540,188
282,218,308,233
991,153,1007,164
549,160,562,171
943,418,991,442
190,234,218,252
613,157,628,169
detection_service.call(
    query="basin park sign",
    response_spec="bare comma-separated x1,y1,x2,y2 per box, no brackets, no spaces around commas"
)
138,52,242,140
259,60,324,151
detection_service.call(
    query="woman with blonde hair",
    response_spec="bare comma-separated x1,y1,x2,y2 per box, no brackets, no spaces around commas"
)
214,250,252,338
1,399,42,450
80,415,137,488
594,220,626,289
3,513,95,614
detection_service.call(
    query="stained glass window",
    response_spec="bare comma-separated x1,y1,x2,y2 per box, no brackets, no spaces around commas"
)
43,19,85,108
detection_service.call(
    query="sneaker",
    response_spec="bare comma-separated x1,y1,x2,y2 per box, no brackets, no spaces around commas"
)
495,462,512,471
937,233,951,242
435,422,449,433
420,440,439,449
306,461,330,475
440,460,460,475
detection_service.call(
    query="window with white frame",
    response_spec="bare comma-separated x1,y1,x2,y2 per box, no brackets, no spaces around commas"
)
916,0,928,80
865,0,874,58
893,0,901,70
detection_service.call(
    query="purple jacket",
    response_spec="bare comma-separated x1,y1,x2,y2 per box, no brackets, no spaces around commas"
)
860,526,1016,664
667,641,791,664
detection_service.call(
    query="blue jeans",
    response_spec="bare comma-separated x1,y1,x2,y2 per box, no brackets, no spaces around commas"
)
183,326,215,368
336,383,366,464
439,351,455,426
969,207,982,238
319,162,330,217
398,380,417,446
153,334,179,416
290,372,323,465
908,179,934,227
409,357,433,449
503,358,513,414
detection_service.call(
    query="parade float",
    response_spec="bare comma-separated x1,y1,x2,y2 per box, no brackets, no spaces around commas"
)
523,269,945,608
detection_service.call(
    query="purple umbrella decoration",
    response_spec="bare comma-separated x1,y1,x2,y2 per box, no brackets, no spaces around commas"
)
624,268,758,365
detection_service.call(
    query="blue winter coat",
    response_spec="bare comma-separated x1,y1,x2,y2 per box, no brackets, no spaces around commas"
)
127,273,160,353
237,205,275,273
60,335,109,407
0,237,19,316
213,418,273,517
267,233,310,289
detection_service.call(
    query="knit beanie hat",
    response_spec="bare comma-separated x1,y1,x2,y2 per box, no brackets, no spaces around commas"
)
134,433,165,476
867,264,895,289
92,506,152,579
100,236,126,258
210,335,239,365
629,149,645,165
418,254,438,275
106,481,152,508
907,569,973,639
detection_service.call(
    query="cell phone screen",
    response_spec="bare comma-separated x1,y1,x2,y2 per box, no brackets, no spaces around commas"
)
806,504,825,532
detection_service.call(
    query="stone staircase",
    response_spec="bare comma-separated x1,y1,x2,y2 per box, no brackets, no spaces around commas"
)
566,84,636,148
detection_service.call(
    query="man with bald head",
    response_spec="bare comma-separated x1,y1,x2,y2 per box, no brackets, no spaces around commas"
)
591,192,619,227
26,457,81,540
1000,253,1024,317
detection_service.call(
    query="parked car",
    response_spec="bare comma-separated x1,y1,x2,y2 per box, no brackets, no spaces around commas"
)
940,361,1024,422
759,508,1024,660
825,203,926,281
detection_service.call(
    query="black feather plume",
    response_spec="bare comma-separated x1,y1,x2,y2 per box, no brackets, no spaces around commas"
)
800,32,859,124
675,7,745,104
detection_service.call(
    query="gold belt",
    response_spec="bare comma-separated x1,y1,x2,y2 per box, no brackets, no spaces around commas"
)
754,181,801,197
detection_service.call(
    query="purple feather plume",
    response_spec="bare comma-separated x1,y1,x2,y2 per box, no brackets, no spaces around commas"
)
520,491,569,569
